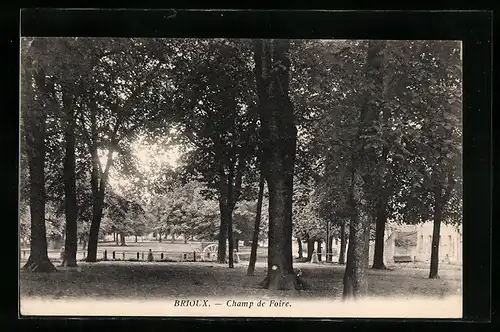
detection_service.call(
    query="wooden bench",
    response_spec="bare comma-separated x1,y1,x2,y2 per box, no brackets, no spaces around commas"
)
393,255,413,263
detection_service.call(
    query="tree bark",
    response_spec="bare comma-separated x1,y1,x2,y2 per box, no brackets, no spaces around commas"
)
429,184,443,279
317,240,323,261
372,203,387,269
21,68,56,273
343,40,385,298
86,98,116,262
86,191,105,262
254,39,300,290
227,208,235,268
307,237,314,262
113,232,117,243
327,234,334,262
325,220,330,262
297,238,303,259
159,231,162,242
135,235,138,243
217,202,228,264
339,221,347,264
342,173,370,299
120,232,126,246
247,172,265,276
62,88,78,267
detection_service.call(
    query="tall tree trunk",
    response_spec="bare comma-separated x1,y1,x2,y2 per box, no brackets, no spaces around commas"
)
327,234,334,262
62,90,78,267
113,232,116,243
120,232,126,246
297,238,303,259
86,191,104,262
307,237,314,262
227,209,234,268
254,39,300,290
342,173,370,299
184,234,188,244
86,98,115,262
247,172,265,276
217,203,228,264
365,230,371,268
339,221,347,264
372,203,387,269
135,235,138,242
158,231,162,243
317,240,323,261
429,184,443,279
21,68,56,273
343,40,385,298
325,220,330,262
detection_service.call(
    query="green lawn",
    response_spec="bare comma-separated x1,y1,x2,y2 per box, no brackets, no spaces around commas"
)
20,261,462,300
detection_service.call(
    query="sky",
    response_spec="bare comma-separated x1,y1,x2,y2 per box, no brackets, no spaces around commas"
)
102,134,182,195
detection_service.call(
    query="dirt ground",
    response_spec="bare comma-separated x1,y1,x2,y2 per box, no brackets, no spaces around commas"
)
20,260,462,300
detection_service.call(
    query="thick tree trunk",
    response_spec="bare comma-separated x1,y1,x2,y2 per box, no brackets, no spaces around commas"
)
135,235,138,243
62,92,78,268
429,185,443,279
247,172,265,276
86,192,104,262
158,231,162,242
343,173,370,299
120,232,126,246
339,222,347,264
372,204,387,269
113,232,117,243
265,176,296,289
184,234,188,244
307,237,314,262
343,40,385,298
297,238,303,259
21,69,56,273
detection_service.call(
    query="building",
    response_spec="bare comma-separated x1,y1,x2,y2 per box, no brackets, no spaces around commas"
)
368,221,462,265
293,221,462,266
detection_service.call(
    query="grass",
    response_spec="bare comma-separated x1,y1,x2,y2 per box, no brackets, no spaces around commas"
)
20,260,461,301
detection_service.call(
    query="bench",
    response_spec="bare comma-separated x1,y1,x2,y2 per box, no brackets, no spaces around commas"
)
393,255,413,263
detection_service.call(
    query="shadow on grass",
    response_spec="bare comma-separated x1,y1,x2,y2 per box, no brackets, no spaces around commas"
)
20,261,461,301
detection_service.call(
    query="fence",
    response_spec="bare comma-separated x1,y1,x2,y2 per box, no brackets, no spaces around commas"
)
19,249,236,263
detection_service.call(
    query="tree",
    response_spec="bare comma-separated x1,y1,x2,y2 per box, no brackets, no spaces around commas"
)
342,41,386,299
20,38,57,272
253,39,301,290
174,39,258,267
247,172,265,276
390,41,462,279
75,38,176,262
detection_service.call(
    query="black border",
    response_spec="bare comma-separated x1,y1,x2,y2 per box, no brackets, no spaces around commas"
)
12,8,492,328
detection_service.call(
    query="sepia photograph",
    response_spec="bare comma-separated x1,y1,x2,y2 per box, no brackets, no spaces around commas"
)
19,37,463,318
